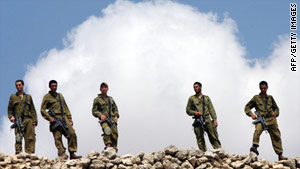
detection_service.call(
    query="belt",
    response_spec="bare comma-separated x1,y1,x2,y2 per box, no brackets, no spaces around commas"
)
23,116,32,119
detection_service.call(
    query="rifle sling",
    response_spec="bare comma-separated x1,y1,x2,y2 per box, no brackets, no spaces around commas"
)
21,95,28,120
264,96,269,116
107,96,111,117
202,95,205,119
58,94,66,121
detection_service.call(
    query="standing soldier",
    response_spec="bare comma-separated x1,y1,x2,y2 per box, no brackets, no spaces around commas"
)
92,82,119,150
245,81,287,161
41,80,81,160
186,82,221,151
8,80,37,154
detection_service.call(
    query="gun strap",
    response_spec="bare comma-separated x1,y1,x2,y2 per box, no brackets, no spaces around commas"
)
58,94,65,118
107,96,111,117
202,95,205,118
264,96,269,114
21,95,28,120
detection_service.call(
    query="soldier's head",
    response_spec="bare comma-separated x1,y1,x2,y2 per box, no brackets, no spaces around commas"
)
100,82,109,95
259,81,268,95
49,80,58,93
15,80,24,92
193,82,202,94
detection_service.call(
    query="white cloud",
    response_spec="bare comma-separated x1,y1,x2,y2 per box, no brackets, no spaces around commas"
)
0,0,299,161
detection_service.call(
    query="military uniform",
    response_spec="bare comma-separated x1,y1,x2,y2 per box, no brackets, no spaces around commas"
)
8,93,37,154
41,92,78,157
92,94,119,149
186,95,221,151
245,94,283,154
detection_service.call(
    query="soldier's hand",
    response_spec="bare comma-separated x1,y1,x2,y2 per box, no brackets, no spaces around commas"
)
69,119,73,126
33,123,36,128
214,120,218,127
251,113,257,120
50,118,55,123
271,112,275,117
100,115,107,121
114,116,118,122
10,116,15,123
195,112,201,116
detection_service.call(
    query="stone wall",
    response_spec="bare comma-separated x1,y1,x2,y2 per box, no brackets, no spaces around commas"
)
0,145,299,169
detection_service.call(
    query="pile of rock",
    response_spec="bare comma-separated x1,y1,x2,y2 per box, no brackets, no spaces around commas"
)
0,145,299,169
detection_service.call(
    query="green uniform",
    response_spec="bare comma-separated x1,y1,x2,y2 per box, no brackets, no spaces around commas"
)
8,93,37,154
92,94,119,149
186,95,221,151
245,94,283,154
41,92,78,156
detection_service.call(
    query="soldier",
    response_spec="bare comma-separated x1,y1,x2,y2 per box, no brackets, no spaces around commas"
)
92,82,119,150
41,80,81,160
245,81,287,161
186,82,221,151
7,80,37,154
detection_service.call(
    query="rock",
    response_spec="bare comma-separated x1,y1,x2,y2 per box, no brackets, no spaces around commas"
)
0,153,5,161
197,156,209,165
153,162,163,169
213,148,228,159
88,150,100,159
279,159,297,169
181,160,193,169
118,164,128,169
90,159,105,169
65,159,77,166
111,157,122,165
164,145,179,156
102,147,117,159
122,158,133,166
189,147,203,158
250,161,263,168
16,152,29,159
230,160,244,168
196,163,207,169
249,151,258,162
188,156,197,167
79,158,90,168
106,162,114,168
131,156,141,164
30,154,39,160
170,157,182,165
204,151,218,159
142,153,155,165
273,163,289,169
137,152,145,158
175,149,189,161
243,165,253,169
31,160,40,166
154,150,165,162
295,157,300,168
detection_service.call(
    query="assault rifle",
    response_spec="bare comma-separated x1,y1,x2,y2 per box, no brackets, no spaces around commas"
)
252,111,268,132
99,114,114,127
10,115,23,137
191,105,206,130
48,110,69,137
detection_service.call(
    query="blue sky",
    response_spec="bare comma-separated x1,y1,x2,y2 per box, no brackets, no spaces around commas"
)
0,0,298,159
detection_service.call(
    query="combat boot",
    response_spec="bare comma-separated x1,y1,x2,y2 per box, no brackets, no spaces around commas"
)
250,144,259,155
278,153,288,161
70,152,82,159
57,153,68,161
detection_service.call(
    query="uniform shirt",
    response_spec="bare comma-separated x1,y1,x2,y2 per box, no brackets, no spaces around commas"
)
186,95,217,122
244,94,279,117
41,92,72,121
92,94,119,118
8,93,38,125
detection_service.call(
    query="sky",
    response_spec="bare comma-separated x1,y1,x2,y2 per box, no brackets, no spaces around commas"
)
0,0,299,161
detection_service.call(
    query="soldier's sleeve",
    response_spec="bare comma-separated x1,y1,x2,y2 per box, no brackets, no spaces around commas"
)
186,97,196,116
207,96,217,121
112,97,119,118
270,96,279,117
92,98,102,118
62,96,72,119
41,95,52,121
30,95,38,126
244,96,256,117
7,95,14,119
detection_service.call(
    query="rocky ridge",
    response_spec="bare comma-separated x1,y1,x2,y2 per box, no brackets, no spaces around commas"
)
0,145,299,169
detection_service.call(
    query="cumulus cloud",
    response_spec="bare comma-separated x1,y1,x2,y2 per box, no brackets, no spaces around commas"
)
0,0,299,161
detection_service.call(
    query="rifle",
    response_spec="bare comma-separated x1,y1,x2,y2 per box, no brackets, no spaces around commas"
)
252,111,268,132
191,105,206,130
98,114,114,127
10,114,23,138
48,109,69,137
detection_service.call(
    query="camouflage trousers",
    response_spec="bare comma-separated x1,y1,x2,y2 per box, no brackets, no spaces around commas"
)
253,117,283,154
15,118,36,154
101,121,118,150
50,116,78,156
194,120,221,151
